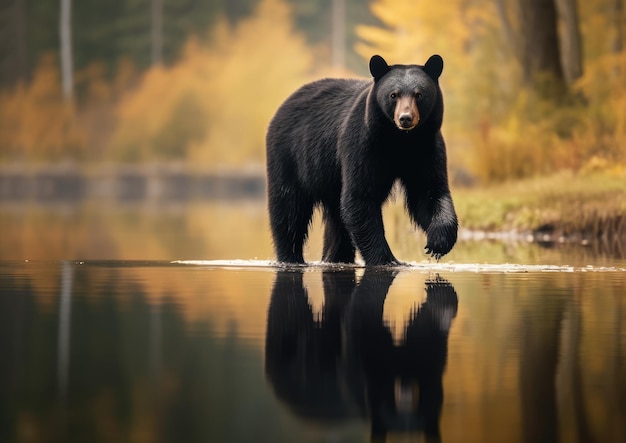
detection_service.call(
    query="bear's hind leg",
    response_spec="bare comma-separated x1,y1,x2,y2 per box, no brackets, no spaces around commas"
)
322,208,356,264
268,186,313,264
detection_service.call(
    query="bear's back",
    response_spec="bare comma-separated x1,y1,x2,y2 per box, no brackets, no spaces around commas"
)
277,77,371,119
266,77,373,203
267,77,372,187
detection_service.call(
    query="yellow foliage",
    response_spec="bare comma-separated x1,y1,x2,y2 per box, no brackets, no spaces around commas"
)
358,0,626,183
110,0,313,167
356,0,519,179
574,50,626,164
0,0,313,166
0,54,86,161
356,0,475,63
2,0,623,179
112,58,138,96
75,61,112,102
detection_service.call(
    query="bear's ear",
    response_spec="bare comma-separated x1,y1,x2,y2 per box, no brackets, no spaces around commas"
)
424,54,444,80
369,55,390,81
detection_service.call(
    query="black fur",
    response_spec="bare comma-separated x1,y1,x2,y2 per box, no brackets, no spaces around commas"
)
266,55,458,265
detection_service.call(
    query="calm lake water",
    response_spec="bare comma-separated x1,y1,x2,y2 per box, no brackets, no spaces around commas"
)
1,200,625,442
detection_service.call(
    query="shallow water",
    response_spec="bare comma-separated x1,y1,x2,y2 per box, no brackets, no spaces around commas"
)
2,198,626,442
1,259,625,443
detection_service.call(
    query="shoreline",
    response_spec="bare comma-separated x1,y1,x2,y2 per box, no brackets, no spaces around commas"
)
460,214,626,245
454,170,626,247
0,164,265,202
1,164,624,250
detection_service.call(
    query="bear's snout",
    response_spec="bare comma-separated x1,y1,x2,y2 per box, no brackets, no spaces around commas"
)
394,96,419,131
398,113,415,129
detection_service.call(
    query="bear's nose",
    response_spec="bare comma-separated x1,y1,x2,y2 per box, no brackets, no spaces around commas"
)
398,113,414,128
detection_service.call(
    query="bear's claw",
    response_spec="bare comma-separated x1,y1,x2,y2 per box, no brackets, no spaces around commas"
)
424,246,443,261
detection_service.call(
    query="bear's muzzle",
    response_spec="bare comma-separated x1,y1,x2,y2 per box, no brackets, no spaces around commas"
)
394,96,419,130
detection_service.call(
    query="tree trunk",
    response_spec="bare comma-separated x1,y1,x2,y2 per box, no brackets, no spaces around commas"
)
517,0,566,99
151,0,163,65
59,0,73,99
555,0,583,86
331,0,345,69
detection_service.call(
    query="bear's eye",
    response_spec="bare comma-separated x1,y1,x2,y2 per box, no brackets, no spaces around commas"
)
390,92,397,99
415,92,423,99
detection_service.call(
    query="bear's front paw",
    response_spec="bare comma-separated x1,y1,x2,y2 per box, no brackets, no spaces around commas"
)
425,222,458,260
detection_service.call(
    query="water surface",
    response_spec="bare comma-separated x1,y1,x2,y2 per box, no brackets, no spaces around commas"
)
2,198,626,442
1,259,625,443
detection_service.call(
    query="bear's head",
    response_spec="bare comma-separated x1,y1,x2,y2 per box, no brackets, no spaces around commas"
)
369,55,443,132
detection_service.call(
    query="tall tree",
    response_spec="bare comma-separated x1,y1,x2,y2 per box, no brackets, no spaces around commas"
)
59,0,73,99
331,0,346,69
151,0,163,65
555,0,583,86
517,0,566,98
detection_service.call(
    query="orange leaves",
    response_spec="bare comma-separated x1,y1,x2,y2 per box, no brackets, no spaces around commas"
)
111,0,313,167
0,0,312,167
0,54,85,161
358,0,626,183
356,0,485,64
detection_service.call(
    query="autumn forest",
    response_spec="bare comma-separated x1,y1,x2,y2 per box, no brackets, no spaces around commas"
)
0,0,625,186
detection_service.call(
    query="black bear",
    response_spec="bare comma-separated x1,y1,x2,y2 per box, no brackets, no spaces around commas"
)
266,55,458,265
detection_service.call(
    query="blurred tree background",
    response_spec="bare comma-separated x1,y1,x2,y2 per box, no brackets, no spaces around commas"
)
0,0,624,184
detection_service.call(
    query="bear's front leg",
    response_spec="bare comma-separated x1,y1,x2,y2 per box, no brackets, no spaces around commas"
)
424,193,458,259
340,189,399,266
404,183,458,260
403,133,458,260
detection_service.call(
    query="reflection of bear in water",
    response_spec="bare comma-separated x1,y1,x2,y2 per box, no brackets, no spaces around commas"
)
265,270,458,441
